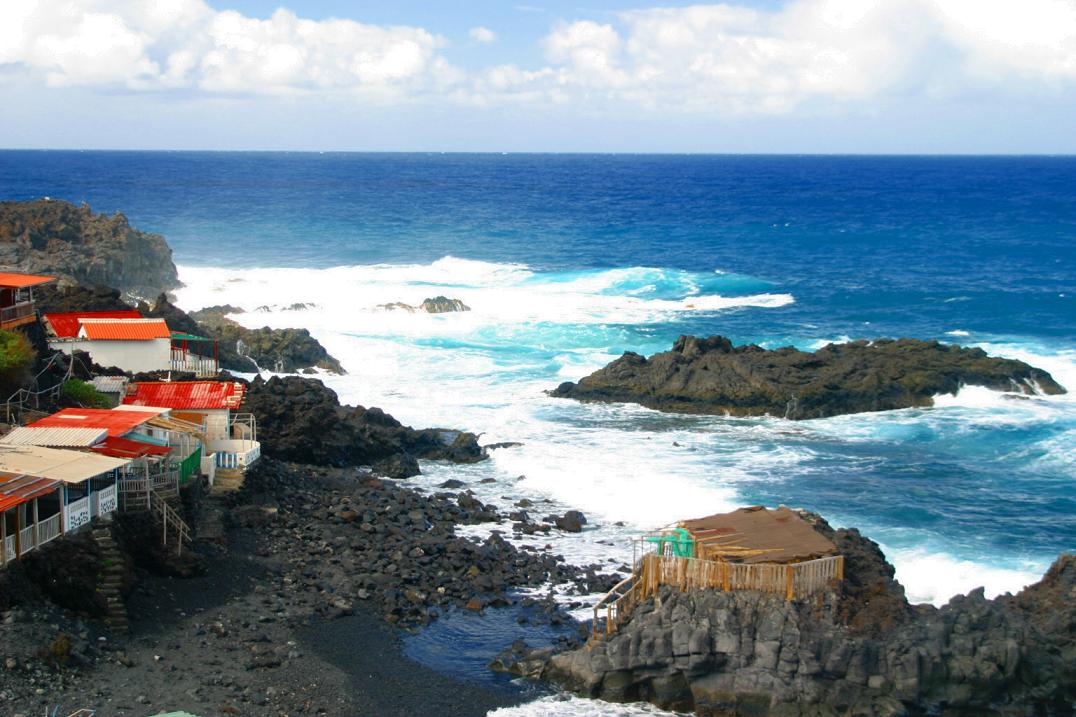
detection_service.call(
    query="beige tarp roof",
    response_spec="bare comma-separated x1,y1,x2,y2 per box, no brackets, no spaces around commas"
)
112,405,169,416
679,506,837,564
0,426,108,447
0,445,130,484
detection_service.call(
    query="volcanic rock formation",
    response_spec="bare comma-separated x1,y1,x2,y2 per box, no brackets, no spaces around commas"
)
551,335,1065,419
0,199,179,298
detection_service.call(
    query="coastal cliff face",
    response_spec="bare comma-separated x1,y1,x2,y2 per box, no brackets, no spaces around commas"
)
551,335,1066,420
543,528,1075,717
0,200,179,298
242,375,485,472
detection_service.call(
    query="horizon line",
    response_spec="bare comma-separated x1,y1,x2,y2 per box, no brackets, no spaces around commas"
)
3,147,1076,158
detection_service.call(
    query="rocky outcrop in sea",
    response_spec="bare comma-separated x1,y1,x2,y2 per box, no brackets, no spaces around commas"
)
189,304,345,374
378,296,471,313
535,517,1075,716
551,335,1066,419
0,199,179,299
242,375,486,472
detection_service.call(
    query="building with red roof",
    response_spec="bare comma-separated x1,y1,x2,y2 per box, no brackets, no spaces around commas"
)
123,382,259,473
0,271,56,331
43,310,144,338
46,311,218,376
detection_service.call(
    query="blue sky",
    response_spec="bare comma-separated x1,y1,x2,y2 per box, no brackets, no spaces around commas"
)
2,0,1076,152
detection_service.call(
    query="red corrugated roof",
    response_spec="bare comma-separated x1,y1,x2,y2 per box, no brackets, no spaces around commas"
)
0,272,57,289
44,310,144,338
123,381,245,410
29,408,159,437
0,473,61,510
79,319,170,340
90,436,172,459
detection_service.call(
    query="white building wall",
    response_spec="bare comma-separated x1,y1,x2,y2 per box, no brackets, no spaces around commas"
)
49,338,171,374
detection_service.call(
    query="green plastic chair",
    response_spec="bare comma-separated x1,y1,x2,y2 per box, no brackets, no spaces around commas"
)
645,528,694,558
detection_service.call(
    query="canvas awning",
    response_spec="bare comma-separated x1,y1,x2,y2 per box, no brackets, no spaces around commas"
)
678,506,838,564
0,426,109,448
0,445,130,484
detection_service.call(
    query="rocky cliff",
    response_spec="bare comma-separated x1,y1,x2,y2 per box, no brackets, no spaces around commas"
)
551,335,1066,420
541,522,1075,716
0,199,179,298
242,375,486,474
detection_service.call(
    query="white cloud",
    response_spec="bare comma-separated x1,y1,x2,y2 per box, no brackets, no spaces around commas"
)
1,0,1075,114
469,26,497,44
534,0,1076,112
0,0,455,96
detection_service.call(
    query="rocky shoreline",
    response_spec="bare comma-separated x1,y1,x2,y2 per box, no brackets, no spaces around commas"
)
514,517,1076,717
0,455,611,716
552,335,1066,419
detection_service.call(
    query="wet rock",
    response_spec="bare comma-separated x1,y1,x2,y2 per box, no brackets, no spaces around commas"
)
551,335,1066,419
374,453,421,479
553,511,587,533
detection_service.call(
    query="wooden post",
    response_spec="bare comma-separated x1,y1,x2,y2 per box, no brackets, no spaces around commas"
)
59,485,66,535
32,498,39,549
836,555,845,581
1,510,7,566
14,505,22,560
722,562,730,592
785,564,795,601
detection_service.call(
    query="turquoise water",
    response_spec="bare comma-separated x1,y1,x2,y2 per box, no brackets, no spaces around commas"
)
2,151,1073,605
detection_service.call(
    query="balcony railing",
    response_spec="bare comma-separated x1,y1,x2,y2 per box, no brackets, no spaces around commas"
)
0,301,35,328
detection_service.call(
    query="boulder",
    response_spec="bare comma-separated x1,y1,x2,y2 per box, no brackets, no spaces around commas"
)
552,335,1066,420
374,453,421,479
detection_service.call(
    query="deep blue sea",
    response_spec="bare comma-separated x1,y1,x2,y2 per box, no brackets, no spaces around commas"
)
2,152,1074,711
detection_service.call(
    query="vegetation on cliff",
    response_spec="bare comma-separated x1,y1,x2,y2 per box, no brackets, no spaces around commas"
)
552,335,1066,419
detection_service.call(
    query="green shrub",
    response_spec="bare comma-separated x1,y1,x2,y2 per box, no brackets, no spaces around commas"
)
62,379,112,408
0,329,34,394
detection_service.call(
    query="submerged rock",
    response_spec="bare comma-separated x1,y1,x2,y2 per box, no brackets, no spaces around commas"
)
551,335,1066,420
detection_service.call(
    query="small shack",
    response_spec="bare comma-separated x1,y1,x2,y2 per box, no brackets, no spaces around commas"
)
593,506,844,638
0,272,55,330
122,381,258,472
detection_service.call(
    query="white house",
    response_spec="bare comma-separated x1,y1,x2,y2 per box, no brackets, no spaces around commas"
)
43,311,219,376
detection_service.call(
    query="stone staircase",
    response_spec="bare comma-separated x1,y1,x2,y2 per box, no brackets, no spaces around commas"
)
211,467,245,494
92,526,129,634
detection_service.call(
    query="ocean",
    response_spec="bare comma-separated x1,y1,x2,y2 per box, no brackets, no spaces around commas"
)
2,151,1074,715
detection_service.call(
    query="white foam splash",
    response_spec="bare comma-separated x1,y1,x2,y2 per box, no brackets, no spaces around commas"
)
174,261,1071,617
886,546,1047,605
489,694,685,717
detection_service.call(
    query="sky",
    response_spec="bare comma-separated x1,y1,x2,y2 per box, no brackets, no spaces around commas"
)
2,0,1076,153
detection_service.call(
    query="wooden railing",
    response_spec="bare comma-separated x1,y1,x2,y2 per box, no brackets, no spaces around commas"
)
591,553,844,639
591,573,642,637
0,301,35,328
639,553,844,600
150,490,190,556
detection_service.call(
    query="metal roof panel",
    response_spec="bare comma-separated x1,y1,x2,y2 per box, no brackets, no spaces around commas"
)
0,272,57,289
123,381,246,410
0,426,109,447
44,310,143,338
